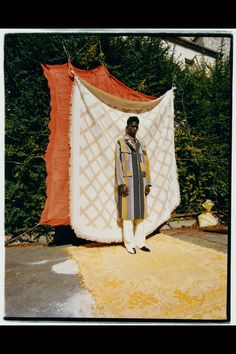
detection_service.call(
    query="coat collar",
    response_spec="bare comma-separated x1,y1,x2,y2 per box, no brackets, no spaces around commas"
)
124,134,140,152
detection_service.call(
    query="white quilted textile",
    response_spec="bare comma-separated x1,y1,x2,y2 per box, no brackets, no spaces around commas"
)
70,76,180,242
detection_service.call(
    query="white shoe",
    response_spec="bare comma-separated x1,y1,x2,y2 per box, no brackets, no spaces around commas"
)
127,247,136,254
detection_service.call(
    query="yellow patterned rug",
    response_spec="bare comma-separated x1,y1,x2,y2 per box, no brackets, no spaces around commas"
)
66,233,227,319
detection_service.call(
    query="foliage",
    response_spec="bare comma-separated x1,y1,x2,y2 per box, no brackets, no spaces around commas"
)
174,54,231,219
4,34,231,236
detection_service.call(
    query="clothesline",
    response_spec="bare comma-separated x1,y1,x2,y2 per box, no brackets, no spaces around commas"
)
5,156,45,164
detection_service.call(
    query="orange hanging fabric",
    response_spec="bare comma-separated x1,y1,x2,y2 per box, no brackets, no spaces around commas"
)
40,63,155,226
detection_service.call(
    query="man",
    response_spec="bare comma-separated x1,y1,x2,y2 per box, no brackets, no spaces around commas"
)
115,116,152,254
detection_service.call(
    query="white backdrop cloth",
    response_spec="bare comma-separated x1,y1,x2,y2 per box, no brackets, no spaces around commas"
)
70,76,180,243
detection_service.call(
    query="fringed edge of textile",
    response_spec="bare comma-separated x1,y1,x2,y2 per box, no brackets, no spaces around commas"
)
40,64,71,226
68,78,78,239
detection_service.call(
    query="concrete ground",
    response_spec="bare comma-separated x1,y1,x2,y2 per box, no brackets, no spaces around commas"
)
162,227,228,254
4,244,95,319
4,225,228,321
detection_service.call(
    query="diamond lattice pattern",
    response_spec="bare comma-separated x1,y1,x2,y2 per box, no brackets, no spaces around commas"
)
70,78,180,242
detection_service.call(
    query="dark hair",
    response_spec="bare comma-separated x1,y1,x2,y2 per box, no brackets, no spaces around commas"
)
127,116,139,125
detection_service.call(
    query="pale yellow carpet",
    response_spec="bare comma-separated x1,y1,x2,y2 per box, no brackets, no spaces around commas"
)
66,233,227,319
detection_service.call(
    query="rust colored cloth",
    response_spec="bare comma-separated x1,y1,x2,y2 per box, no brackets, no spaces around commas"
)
40,64,155,226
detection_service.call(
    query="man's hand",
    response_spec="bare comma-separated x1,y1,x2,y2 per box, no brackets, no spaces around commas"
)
120,184,129,196
145,185,151,196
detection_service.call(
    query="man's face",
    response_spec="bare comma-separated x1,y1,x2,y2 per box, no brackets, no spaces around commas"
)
127,122,139,138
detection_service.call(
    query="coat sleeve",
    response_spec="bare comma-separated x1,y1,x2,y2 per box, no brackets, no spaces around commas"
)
115,140,125,186
144,146,151,186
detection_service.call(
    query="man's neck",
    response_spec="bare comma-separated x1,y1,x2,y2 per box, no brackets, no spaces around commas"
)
128,134,136,144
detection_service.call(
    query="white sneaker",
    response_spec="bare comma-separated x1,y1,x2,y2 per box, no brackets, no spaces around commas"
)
127,247,136,254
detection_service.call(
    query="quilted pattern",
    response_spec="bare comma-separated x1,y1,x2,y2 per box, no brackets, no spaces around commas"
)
70,77,180,242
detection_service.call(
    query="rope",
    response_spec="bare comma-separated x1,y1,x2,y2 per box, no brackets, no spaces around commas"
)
5,155,45,165
172,77,200,165
6,223,41,245
62,37,96,66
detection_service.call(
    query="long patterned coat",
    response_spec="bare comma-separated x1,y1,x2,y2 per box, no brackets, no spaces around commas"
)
115,135,151,220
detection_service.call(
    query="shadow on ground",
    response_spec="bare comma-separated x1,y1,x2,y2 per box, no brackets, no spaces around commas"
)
49,226,90,247
160,228,228,254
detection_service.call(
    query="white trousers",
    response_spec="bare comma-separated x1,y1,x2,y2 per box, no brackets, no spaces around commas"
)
122,219,146,250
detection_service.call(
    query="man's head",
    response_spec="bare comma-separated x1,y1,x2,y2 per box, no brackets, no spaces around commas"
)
126,116,139,138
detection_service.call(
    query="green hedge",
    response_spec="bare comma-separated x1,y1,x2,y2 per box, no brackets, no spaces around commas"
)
5,34,231,236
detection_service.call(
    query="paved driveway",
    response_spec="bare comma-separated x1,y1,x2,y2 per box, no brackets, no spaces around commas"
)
4,244,94,320
4,227,228,321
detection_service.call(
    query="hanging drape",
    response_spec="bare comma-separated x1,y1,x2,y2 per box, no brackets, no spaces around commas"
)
40,64,154,226
69,75,180,242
